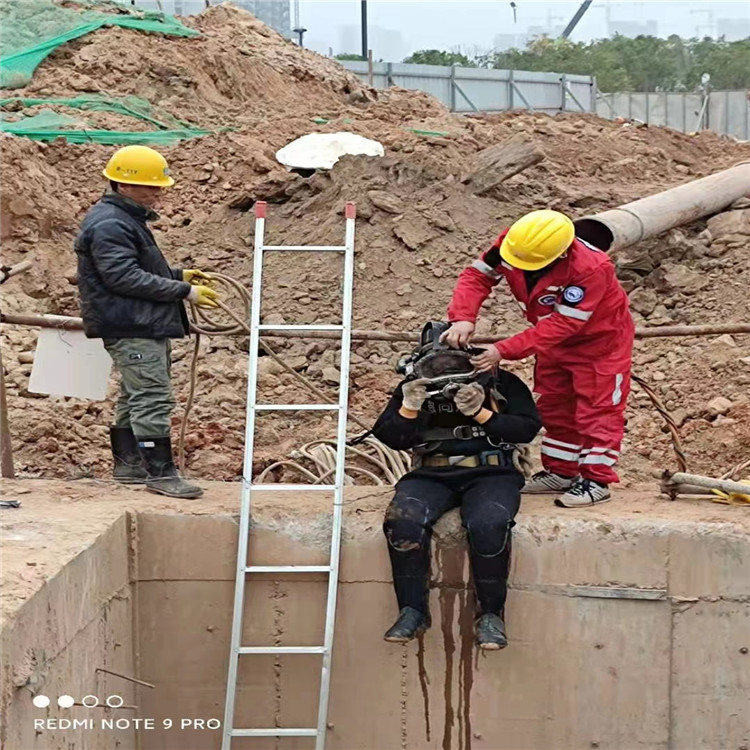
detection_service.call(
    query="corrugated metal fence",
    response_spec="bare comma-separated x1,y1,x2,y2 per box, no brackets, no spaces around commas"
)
340,60,749,140
596,90,750,140
340,61,597,114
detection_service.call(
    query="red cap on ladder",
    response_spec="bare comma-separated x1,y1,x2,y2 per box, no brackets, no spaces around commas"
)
345,202,356,219
254,201,267,219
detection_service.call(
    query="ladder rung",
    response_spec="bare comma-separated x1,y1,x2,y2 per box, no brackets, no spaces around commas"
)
257,324,343,331
238,646,327,654
262,245,346,252
232,728,318,737
245,565,330,573
249,484,336,491
254,404,339,411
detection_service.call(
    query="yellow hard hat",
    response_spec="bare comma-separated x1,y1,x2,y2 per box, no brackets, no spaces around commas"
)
102,145,174,188
500,210,575,271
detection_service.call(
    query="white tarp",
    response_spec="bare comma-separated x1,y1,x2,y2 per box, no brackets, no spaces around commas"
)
275,131,384,170
29,323,112,400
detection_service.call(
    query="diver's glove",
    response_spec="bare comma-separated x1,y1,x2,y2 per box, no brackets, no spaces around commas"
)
454,382,486,417
401,378,429,412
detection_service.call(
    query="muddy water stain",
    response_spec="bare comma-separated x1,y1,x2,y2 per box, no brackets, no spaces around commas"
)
416,634,431,742
435,542,474,750
437,545,456,750
458,586,475,750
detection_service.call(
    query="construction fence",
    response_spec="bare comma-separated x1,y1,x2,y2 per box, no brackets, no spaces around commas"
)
596,89,750,140
340,61,597,114
340,60,749,141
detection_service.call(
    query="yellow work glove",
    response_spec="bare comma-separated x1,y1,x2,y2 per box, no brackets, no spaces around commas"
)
183,268,213,285
187,284,220,308
710,488,750,505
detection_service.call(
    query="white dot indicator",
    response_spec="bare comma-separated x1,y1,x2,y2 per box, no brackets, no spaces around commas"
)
82,695,99,708
57,695,75,709
32,695,50,708
106,694,124,708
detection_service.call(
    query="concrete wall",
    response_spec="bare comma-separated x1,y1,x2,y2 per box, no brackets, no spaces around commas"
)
3,506,749,750
1,515,136,750
133,510,750,750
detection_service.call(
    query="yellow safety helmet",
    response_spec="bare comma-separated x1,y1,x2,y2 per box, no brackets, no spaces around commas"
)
102,145,174,188
500,210,575,271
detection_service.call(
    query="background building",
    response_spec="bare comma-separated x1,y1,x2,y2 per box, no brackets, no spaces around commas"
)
134,0,292,38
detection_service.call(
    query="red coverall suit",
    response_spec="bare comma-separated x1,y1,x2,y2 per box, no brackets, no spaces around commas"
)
447,232,635,484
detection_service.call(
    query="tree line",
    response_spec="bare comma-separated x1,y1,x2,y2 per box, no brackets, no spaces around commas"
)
336,36,750,92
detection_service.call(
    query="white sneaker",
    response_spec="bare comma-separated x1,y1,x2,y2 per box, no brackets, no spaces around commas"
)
556,478,611,507
523,471,576,494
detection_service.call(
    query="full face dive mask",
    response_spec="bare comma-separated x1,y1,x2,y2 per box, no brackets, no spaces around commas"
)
396,321,482,398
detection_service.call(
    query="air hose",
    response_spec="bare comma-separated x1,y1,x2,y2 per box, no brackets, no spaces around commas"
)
180,272,410,482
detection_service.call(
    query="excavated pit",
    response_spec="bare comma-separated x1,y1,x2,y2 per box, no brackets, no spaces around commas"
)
1,479,749,750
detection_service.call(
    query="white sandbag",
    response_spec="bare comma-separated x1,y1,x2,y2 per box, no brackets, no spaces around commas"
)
276,131,384,170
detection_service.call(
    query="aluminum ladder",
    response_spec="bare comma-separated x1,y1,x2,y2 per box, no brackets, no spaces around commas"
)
222,200,357,749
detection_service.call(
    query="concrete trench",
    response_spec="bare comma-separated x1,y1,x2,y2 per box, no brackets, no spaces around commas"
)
2,496,749,750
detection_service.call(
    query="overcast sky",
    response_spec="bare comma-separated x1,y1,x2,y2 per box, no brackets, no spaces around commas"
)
297,1,750,59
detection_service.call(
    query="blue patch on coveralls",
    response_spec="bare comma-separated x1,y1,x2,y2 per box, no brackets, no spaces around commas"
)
538,294,556,306
562,286,585,304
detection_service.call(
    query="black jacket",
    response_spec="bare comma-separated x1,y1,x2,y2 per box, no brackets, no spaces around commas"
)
372,369,541,456
75,193,191,339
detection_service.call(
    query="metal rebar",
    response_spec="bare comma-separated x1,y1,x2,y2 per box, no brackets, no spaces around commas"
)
95,667,155,689
632,374,688,473
4,312,750,341
0,346,14,478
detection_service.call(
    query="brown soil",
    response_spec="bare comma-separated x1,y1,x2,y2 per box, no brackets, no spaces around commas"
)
1,4,749,486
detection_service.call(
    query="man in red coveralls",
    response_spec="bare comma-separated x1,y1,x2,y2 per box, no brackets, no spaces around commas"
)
442,209,634,507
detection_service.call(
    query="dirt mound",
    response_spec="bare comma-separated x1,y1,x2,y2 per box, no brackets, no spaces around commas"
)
16,3,432,127
2,2,749,486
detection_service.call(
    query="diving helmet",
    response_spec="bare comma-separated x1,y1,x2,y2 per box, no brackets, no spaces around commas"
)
396,321,481,397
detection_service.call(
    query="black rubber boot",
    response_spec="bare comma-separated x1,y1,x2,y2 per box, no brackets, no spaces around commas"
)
383,606,431,643
475,613,508,650
110,426,148,484
137,436,203,499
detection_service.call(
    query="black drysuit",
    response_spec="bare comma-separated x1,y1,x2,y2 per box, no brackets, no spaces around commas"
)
372,369,541,616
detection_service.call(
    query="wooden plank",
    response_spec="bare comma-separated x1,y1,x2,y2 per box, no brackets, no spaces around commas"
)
463,136,544,195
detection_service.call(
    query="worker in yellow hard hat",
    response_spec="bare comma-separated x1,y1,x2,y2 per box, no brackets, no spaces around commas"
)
74,145,220,499
443,209,635,508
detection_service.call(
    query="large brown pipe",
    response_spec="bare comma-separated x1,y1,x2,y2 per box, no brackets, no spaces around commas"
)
574,161,750,251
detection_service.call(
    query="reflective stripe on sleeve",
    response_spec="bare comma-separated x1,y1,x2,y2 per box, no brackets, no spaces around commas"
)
555,303,593,321
471,259,501,279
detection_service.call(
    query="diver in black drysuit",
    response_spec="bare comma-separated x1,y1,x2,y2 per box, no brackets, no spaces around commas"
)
371,327,541,649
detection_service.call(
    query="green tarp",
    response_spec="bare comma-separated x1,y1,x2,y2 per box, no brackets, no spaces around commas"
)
0,98,210,145
0,94,199,129
0,124,209,145
0,0,199,88
0,3,209,146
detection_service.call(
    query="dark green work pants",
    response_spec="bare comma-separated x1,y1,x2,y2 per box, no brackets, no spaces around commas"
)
103,338,175,438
